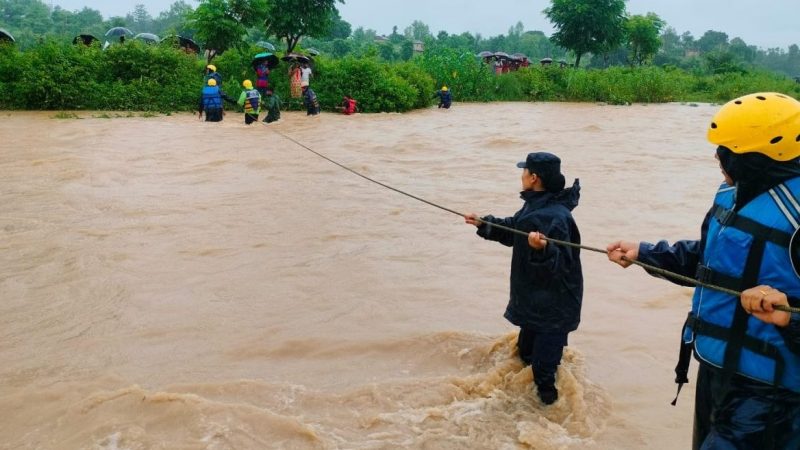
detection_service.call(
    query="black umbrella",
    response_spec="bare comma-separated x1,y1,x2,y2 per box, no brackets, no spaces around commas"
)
281,53,311,64
72,34,98,45
540,57,554,64
134,33,160,44
476,51,494,58
493,51,510,59
0,28,15,43
252,52,280,70
160,35,200,53
105,27,133,38
512,53,527,60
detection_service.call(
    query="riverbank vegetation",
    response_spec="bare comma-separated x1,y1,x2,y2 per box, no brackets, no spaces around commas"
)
1,0,798,112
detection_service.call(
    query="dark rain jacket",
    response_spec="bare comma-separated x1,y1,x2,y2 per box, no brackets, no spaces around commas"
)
477,180,583,332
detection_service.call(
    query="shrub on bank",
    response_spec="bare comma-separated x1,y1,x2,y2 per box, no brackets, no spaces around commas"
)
0,41,798,112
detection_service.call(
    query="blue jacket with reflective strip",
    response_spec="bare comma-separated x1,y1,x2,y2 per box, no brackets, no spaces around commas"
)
686,177,800,391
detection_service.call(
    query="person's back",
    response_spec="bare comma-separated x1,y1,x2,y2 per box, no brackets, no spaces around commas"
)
264,91,281,123
237,79,261,125
199,79,224,122
302,86,320,116
342,97,357,115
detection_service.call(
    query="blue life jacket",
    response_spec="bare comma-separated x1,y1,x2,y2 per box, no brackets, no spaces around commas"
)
685,177,800,392
440,91,452,106
202,86,222,110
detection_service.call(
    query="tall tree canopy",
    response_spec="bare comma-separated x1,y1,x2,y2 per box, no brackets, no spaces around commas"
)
190,0,265,61
544,0,627,67
263,0,343,53
626,12,663,66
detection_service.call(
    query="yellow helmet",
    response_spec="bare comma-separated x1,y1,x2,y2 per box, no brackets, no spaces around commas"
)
242,79,253,89
441,86,448,91
707,92,800,161
206,64,216,72
207,78,217,86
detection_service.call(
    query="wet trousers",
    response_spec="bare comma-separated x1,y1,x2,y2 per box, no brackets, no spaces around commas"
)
517,328,568,391
244,113,258,125
693,363,800,450
204,108,222,122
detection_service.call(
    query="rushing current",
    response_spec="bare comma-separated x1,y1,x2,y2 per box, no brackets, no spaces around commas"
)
0,103,722,449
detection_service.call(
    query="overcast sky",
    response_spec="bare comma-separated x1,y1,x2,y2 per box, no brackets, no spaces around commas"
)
49,0,797,50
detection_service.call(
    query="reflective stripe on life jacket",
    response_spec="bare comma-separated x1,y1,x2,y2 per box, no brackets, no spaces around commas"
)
685,177,800,391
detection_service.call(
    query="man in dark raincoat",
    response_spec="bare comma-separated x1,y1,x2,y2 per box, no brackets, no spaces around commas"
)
465,152,583,405
607,92,800,449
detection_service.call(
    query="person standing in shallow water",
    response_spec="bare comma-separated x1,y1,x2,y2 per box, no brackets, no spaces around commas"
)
607,92,800,449
464,152,583,405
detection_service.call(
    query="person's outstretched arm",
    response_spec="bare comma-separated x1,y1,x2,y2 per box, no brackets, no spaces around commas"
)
465,213,515,247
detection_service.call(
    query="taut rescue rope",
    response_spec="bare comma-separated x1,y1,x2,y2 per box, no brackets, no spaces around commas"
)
262,124,799,315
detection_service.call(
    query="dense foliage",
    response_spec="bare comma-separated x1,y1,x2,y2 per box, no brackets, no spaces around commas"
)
1,0,799,113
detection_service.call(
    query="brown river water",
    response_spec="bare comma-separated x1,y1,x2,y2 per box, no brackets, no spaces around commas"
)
0,103,722,449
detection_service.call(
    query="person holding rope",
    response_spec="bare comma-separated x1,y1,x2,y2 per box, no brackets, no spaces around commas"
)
607,92,800,449
465,152,582,405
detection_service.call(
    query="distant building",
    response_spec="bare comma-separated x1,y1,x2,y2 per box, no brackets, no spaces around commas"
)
374,35,389,44
413,40,424,53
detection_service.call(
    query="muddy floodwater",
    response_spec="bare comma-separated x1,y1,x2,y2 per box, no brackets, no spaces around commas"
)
0,103,722,449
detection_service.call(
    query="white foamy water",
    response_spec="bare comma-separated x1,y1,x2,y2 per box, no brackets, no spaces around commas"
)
0,103,721,449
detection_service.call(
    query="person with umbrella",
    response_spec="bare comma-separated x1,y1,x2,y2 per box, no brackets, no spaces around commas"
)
252,53,278,100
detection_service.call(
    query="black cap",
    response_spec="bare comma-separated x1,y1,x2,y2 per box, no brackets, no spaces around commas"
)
516,152,565,192
516,152,561,172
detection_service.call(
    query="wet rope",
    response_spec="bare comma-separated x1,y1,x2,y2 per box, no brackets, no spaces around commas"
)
263,124,799,315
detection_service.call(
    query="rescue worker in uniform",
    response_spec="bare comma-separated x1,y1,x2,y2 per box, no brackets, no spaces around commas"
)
433,86,452,109
237,79,261,125
198,78,234,122
464,152,583,405
607,92,800,449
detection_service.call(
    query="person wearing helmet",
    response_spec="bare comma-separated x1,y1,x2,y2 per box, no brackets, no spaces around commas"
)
237,79,261,125
433,86,452,109
606,92,800,449
198,78,235,122
204,64,222,86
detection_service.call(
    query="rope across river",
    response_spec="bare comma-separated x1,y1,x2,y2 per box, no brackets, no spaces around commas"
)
262,123,800,315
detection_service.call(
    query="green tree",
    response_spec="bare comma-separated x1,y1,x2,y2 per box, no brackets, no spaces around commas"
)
544,0,627,67
264,0,343,53
404,20,431,41
126,4,153,32
152,1,194,36
327,9,351,39
697,30,728,53
626,12,663,66
190,0,266,62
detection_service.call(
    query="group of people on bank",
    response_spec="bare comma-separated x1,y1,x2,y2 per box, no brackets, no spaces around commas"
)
464,92,800,449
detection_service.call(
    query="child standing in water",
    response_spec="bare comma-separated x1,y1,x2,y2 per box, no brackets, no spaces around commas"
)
464,152,583,405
